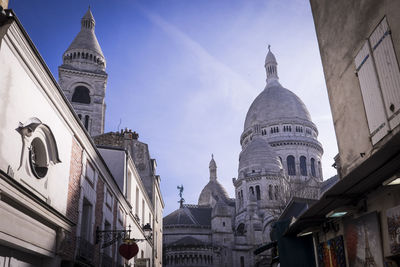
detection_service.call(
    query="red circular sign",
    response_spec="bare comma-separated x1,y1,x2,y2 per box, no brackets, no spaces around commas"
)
119,242,139,260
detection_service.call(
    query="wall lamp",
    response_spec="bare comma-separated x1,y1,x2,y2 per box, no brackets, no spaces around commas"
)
383,175,400,186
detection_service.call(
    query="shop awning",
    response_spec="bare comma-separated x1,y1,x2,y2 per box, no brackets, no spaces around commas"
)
286,133,400,236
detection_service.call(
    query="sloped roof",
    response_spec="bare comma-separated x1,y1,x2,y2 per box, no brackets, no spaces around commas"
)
164,205,211,227
170,236,208,247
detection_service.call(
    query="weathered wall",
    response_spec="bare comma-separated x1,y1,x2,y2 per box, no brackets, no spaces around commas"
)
309,0,400,177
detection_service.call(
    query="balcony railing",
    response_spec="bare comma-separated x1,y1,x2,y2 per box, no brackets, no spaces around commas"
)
101,253,113,267
77,237,94,263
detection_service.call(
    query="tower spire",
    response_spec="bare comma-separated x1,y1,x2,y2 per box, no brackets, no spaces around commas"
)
265,45,279,84
81,6,95,30
209,154,217,181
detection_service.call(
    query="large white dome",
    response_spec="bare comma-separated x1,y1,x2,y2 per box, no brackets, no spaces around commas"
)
244,80,312,131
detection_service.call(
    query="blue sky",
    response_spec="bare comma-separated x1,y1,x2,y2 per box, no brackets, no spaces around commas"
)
10,0,338,215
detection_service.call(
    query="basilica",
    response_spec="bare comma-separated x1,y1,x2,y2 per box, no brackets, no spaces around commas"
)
163,48,324,267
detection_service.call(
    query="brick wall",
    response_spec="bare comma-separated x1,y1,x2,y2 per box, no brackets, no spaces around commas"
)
93,177,104,266
112,198,118,267
64,137,83,260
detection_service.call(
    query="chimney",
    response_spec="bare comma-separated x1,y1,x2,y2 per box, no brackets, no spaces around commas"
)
0,0,9,9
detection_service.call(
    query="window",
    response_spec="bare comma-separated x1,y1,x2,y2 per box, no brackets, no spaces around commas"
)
268,185,273,200
237,223,245,235
142,199,145,224
318,161,322,178
84,115,89,130
72,86,91,104
295,126,303,133
29,137,48,178
311,158,316,177
287,155,296,175
135,187,139,216
255,185,261,200
126,171,132,203
85,162,95,184
300,156,307,176
240,256,245,267
105,189,113,210
274,185,279,200
149,213,152,228
223,221,226,227
249,186,254,195
283,125,292,132
118,207,124,225
81,198,93,242
78,114,82,120
355,17,400,144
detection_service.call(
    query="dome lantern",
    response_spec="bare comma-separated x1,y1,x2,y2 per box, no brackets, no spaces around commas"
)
209,154,217,181
265,45,279,84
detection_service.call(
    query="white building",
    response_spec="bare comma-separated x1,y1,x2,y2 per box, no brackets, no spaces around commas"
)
163,48,324,267
0,5,164,267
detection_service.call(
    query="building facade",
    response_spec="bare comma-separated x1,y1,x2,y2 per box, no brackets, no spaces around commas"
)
285,1,400,266
0,5,163,267
163,48,324,267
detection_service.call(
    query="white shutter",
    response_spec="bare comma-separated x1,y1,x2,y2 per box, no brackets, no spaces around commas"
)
355,42,389,144
370,17,400,130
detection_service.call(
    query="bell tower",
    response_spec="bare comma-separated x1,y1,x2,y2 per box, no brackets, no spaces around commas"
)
58,7,107,136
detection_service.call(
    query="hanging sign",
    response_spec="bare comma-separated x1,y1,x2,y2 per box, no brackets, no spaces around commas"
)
119,242,139,260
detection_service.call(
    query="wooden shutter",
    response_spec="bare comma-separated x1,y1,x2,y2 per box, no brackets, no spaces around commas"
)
355,42,389,144
369,17,400,130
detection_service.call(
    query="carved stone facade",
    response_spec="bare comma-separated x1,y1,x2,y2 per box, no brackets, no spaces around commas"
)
163,49,324,267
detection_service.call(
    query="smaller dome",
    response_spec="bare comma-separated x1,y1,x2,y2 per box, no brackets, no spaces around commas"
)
198,180,230,206
239,135,282,175
211,199,230,218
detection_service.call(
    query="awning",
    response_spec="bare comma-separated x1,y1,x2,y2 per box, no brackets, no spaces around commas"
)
253,241,277,255
286,133,400,236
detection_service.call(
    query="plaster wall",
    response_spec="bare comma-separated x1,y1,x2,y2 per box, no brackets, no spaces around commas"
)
309,0,400,177
0,22,73,215
98,148,125,191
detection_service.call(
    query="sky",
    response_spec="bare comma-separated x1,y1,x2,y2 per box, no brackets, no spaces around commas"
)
10,0,338,215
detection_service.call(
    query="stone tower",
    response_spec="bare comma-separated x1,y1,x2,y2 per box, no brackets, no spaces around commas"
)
58,7,107,136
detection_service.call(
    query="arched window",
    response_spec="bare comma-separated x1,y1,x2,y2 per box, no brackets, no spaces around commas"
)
78,114,82,120
72,86,91,104
249,186,254,195
300,156,307,176
311,158,316,177
84,115,89,130
255,185,261,200
237,223,245,235
318,161,322,178
268,185,273,200
274,185,279,200
287,155,296,175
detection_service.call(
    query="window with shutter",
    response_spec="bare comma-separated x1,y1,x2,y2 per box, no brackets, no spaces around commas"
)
355,17,400,145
